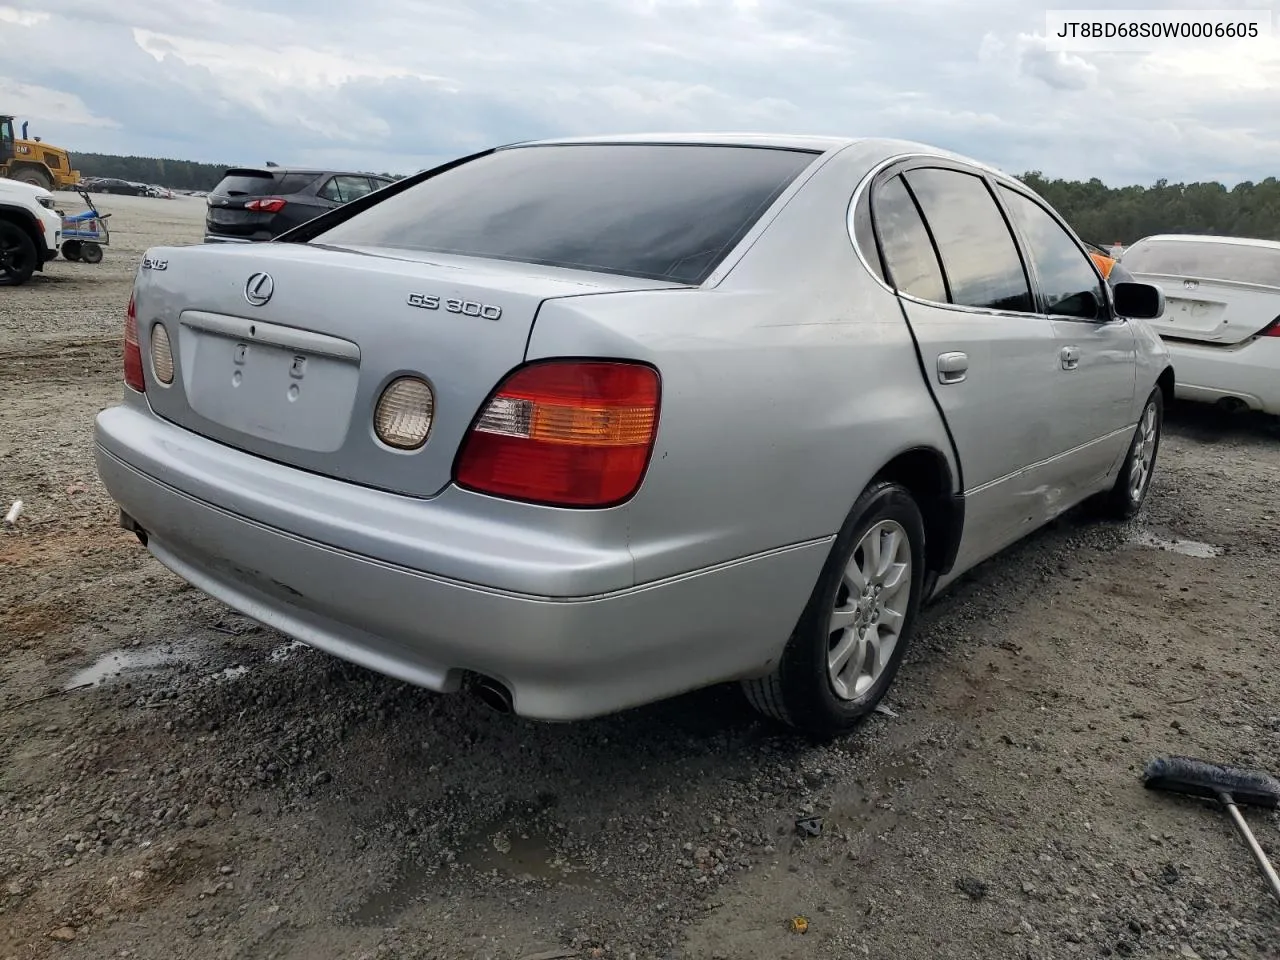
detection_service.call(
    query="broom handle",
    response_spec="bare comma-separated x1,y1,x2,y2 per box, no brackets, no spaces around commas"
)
1221,795,1280,905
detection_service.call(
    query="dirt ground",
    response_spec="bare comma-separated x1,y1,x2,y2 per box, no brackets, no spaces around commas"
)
2,194,1278,960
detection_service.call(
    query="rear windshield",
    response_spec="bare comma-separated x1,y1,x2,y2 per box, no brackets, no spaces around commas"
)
1123,238,1280,288
213,171,316,197
311,144,819,284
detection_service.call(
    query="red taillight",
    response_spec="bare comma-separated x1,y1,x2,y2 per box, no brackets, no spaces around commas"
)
123,294,145,392
455,360,661,508
246,197,287,213
1263,316,1280,337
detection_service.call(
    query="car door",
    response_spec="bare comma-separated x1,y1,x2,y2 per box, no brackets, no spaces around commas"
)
997,185,1137,506
869,163,1062,571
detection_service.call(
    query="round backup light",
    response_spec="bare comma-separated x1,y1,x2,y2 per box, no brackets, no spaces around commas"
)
151,323,174,385
374,377,434,449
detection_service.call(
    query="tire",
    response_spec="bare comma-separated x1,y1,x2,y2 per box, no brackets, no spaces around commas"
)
0,220,38,286
14,167,54,191
62,239,83,261
80,242,103,264
741,481,927,737
1099,387,1163,520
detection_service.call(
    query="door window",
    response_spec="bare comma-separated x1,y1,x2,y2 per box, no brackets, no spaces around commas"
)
335,175,375,201
902,168,1034,314
999,186,1105,319
318,178,346,203
870,175,946,302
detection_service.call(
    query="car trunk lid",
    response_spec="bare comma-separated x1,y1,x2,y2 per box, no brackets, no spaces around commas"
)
134,241,682,498
1133,276,1280,345
1122,238,1280,345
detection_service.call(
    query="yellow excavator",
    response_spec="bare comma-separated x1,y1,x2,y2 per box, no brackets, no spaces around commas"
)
0,115,81,190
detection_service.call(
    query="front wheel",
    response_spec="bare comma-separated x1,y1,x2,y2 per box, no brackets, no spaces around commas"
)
80,242,103,264
62,239,83,261
742,481,926,737
1099,387,1163,520
0,220,38,286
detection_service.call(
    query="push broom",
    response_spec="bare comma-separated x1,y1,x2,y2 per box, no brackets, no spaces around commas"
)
1143,755,1280,905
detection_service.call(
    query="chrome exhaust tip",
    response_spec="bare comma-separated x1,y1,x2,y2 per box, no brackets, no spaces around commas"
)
471,676,514,714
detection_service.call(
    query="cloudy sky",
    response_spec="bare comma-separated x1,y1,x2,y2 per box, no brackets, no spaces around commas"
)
2,0,1278,185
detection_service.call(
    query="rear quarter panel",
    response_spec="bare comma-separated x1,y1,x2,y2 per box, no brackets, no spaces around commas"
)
525,144,957,583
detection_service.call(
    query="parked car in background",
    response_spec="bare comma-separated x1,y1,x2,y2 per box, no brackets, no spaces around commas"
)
0,176,61,285
1121,234,1280,415
203,166,395,243
89,178,150,197
95,134,1171,736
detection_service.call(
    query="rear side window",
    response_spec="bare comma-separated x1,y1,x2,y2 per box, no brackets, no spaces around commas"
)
213,171,314,197
275,173,318,194
1122,238,1280,289
320,175,377,204
999,187,1104,319
312,144,818,284
871,176,946,302
851,187,885,282
903,168,1033,314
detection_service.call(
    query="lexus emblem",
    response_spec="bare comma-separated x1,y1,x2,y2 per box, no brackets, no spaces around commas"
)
1183,279,1198,290
244,272,275,306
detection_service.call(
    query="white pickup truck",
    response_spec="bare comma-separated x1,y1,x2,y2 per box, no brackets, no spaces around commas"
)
0,177,61,286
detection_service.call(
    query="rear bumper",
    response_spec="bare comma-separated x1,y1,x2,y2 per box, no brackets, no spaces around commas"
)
1165,337,1280,414
93,402,827,720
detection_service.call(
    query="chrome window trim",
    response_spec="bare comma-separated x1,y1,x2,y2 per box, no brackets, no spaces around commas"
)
844,153,1045,320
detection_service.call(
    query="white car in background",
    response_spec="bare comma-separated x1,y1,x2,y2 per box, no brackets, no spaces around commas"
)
1121,234,1280,415
0,177,61,285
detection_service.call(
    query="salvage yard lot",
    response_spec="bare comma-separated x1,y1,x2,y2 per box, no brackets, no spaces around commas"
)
2,195,1278,960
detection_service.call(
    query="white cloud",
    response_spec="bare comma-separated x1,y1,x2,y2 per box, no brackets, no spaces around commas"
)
0,4,47,25
131,29,448,89
0,79,118,128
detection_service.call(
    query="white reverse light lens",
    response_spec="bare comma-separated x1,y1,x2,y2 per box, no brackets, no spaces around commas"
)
374,377,434,449
151,323,174,384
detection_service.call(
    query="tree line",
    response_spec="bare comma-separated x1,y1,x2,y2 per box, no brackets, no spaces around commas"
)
72,152,404,191
1018,171,1280,245
70,151,1280,244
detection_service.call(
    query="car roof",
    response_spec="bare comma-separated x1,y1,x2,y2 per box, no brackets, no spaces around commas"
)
1131,233,1280,251
506,133,1018,183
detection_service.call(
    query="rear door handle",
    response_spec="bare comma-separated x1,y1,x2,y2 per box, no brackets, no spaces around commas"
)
1060,345,1080,370
937,352,968,384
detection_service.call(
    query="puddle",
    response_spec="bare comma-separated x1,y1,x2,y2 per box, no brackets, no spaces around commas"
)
66,639,308,692
350,814,596,925
268,641,305,662
459,820,597,887
201,643,305,686
1127,531,1222,558
63,642,203,690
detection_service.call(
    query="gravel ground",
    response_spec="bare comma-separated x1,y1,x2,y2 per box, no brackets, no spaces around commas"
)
2,194,1278,960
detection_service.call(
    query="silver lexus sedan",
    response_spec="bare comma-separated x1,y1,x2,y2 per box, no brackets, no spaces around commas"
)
94,134,1172,736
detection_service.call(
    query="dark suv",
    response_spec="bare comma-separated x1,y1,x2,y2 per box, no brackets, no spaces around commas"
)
204,167,395,243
